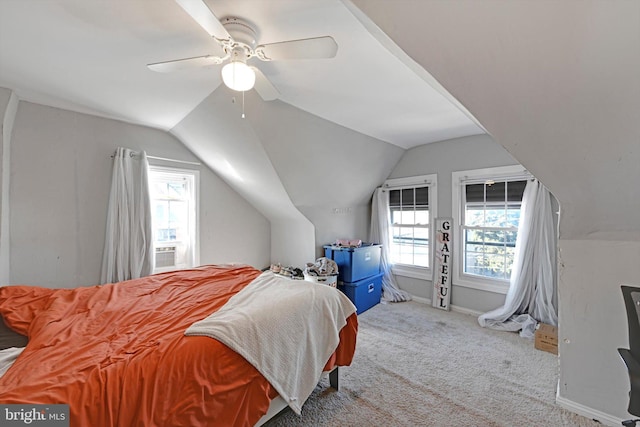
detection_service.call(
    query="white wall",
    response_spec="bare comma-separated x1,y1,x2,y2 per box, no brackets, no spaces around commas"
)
388,134,521,313
9,100,270,287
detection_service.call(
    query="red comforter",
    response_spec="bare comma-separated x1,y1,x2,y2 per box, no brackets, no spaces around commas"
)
0,265,358,426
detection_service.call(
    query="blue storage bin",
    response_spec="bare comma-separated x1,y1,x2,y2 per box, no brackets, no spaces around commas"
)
324,243,382,283
338,272,383,314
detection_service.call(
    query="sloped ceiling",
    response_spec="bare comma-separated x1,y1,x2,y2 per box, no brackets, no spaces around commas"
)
171,85,403,264
352,0,640,240
2,0,636,242
0,0,483,149
0,0,488,260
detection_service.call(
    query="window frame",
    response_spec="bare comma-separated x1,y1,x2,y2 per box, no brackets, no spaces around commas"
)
148,165,200,274
452,165,529,294
384,174,437,281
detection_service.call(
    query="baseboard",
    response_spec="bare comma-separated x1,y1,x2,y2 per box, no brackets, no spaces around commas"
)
409,294,483,317
411,294,623,426
409,295,431,305
556,394,623,427
450,304,483,317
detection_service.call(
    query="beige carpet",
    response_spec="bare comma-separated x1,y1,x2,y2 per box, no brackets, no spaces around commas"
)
264,300,602,426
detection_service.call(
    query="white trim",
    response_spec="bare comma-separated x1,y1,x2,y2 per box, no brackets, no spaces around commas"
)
454,278,510,295
147,155,201,166
410,295,431,305
384,174,437,279
555,394,622,427
452,165,529,185
451,165,528,295
391,264,431,280
148,166,200,272
409,294,483,317
384,174,435,189
450,303,483,317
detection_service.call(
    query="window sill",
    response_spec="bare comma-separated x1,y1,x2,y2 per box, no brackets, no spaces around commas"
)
153,264,192,275
391,264,431,281
453,276,509,295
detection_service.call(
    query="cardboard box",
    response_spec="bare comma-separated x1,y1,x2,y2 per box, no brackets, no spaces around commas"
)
535,323,558,355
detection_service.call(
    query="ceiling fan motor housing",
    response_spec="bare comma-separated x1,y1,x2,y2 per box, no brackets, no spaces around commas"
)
221,17,257,50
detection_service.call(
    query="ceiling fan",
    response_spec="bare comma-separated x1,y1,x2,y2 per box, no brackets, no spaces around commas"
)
148,0,339,101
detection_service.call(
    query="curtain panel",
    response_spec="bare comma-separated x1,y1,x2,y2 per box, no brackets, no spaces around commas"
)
100,147,153,284
478,179,558,338
370,187,411,303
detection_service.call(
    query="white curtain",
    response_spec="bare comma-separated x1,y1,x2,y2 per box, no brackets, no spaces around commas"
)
100,147,153,284
370,187,412,303
478,179,558,338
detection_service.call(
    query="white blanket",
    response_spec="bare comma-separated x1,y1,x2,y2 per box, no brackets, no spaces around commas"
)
0,347,25,378
185,271,357,414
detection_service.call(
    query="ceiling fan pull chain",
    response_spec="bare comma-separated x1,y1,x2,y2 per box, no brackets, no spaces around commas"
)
242,90,246,119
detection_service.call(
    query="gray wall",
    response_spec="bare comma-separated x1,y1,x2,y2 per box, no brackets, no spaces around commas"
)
247,93,403,257
171,88,316,268
352,1,640,423
388,134,522,313
557,239,640,418
299,205,371,259
8,100,270,287
173,86,403,267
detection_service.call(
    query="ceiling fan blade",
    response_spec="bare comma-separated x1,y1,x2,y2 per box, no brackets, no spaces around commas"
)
251,67,280,101
256,36,338,61
175,0,230,40
147,55,224,72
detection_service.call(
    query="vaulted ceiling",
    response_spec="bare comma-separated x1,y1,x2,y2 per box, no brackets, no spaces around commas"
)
0,0,483,150
1,0,637,242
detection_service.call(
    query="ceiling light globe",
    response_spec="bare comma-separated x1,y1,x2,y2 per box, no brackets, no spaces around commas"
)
221,61,256,92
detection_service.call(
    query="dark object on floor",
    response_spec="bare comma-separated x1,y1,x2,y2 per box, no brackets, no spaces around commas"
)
619,285,640,425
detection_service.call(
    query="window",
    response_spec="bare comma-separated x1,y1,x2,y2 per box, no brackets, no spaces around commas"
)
452,166,529,294
463,179,526,279
390,187,430,267
148,166,199,273
385,174,437,280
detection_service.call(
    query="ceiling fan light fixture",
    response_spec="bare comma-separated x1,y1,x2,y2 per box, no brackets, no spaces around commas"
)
221,60,255,92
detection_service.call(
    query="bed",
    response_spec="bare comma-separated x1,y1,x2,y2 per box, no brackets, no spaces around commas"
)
0,264,358,426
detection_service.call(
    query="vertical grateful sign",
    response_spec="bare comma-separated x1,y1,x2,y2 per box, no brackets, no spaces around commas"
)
432,218,452,311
